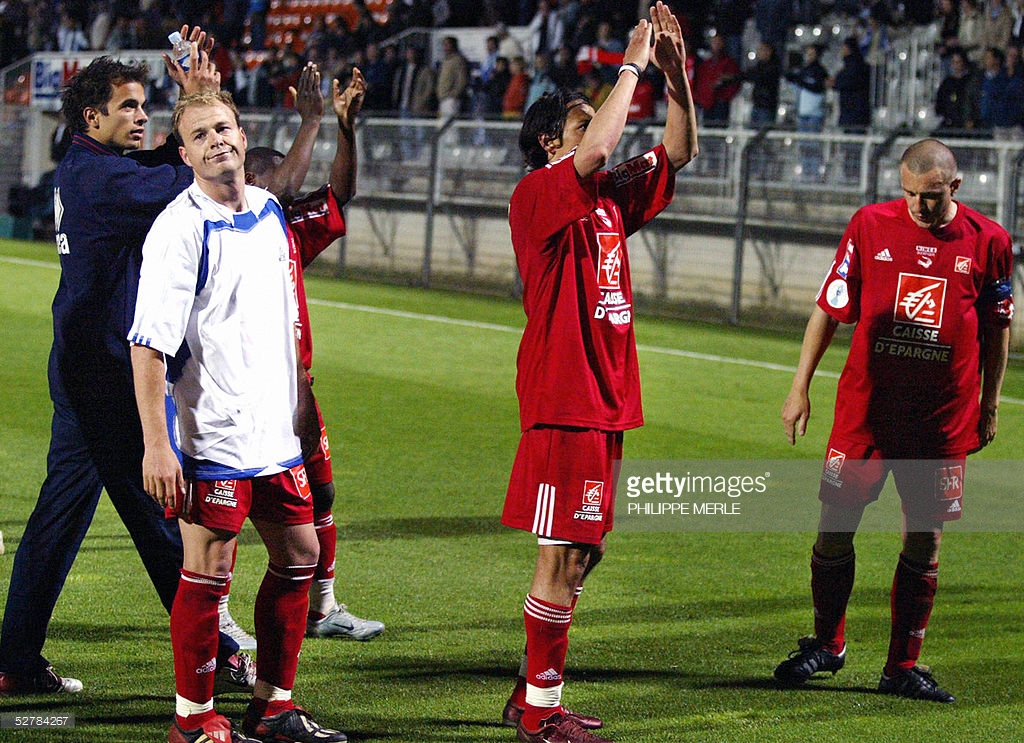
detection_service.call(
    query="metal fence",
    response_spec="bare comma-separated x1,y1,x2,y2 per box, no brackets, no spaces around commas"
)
5,104,1023,346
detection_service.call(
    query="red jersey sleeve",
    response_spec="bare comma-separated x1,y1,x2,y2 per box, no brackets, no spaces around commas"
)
974,217,1015,328
815,214,864,324
509,154,598,251
286,185,347,267
602,144,676,237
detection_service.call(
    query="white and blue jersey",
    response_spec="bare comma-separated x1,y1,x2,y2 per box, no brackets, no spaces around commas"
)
129,183,302,480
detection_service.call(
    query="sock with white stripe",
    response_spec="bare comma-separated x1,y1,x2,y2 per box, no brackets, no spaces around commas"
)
254,562,315,690
510,585,582,708
172,570,226,725
309,510,337,619
520,594,573,731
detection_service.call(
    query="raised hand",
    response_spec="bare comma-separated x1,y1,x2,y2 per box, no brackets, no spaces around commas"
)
650,1,686,81
164,24,220,94
622,18,652,73
289,62,324,123
333,67,367,133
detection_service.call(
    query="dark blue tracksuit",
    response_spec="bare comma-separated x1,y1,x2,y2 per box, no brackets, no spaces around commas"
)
0,134,237,675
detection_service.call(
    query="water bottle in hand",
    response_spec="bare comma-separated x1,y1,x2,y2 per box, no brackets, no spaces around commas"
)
168,31,192,71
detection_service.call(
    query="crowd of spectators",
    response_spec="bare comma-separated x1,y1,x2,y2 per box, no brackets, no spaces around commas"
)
2,0,1024,137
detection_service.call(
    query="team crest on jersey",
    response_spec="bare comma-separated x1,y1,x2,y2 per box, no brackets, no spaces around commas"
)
894,273,946,328
597,233,622,289
954,256,972,274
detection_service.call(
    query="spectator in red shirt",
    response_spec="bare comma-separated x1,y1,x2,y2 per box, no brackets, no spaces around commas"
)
692,34,740,126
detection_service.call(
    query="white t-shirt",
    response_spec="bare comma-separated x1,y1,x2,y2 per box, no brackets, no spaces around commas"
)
129,182,301,479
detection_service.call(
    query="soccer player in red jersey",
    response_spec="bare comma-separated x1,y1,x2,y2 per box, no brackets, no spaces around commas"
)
217,64,384,646
500,4,698,741
774,139,1014,703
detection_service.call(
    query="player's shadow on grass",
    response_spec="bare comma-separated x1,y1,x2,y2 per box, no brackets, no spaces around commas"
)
696,677,879,695
238,515,506,544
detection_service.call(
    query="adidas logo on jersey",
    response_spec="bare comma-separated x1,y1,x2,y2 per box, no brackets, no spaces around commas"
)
947,500,962,513
874,249,893,261
535,668,563,682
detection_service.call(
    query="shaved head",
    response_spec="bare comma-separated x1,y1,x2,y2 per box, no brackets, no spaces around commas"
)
900,139,958,182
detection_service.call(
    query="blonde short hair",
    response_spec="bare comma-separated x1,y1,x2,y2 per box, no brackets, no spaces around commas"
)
172,89,241,142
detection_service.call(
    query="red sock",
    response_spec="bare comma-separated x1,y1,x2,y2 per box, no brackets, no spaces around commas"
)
811,548,855,654
177,709,218,731
254,562,315,689
886,553,938,674
520,594,572,731
313,510,336,582
171,571,225,716
510,586,582,708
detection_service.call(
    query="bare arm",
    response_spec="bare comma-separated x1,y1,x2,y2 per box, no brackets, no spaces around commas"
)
978,324,1009,447
131,344,184,507
329,67,366,205
264,63,324,203
573,19,651,178
650,1,698,172
782,305,840,445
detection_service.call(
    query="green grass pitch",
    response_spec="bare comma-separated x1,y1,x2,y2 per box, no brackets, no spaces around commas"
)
0,237,1022,742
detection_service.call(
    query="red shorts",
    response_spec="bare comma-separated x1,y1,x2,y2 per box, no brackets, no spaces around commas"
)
174,463,315,532
502,427,623,545
304,396,333,487
818,436,965,522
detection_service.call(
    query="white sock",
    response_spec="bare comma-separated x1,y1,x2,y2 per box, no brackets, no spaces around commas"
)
308,578,336,616
254,679,292,702
175,694,214,718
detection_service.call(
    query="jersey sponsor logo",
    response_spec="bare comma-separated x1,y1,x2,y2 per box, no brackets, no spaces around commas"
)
609,150,658,186
954,256,972,274
592,206,613,229
915,246,936,269
822,448,846,488
837,240,854,278
291,464,310,498
825,448,846,475
825,279,849,309
874,248,892,261
206,480,239,508
894,273,946,328
575,480,605,521
596,233,622,289
934,465,963,502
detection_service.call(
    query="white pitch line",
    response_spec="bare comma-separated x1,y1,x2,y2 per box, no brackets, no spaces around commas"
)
4,257,1021,406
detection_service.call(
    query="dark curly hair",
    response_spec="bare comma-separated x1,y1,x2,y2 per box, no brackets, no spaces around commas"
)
519,89,589,171
61,56,150,134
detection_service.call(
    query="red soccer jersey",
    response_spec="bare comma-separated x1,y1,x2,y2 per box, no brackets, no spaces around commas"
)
816,198,1014,455
509,144,676,432
285,185,347,370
